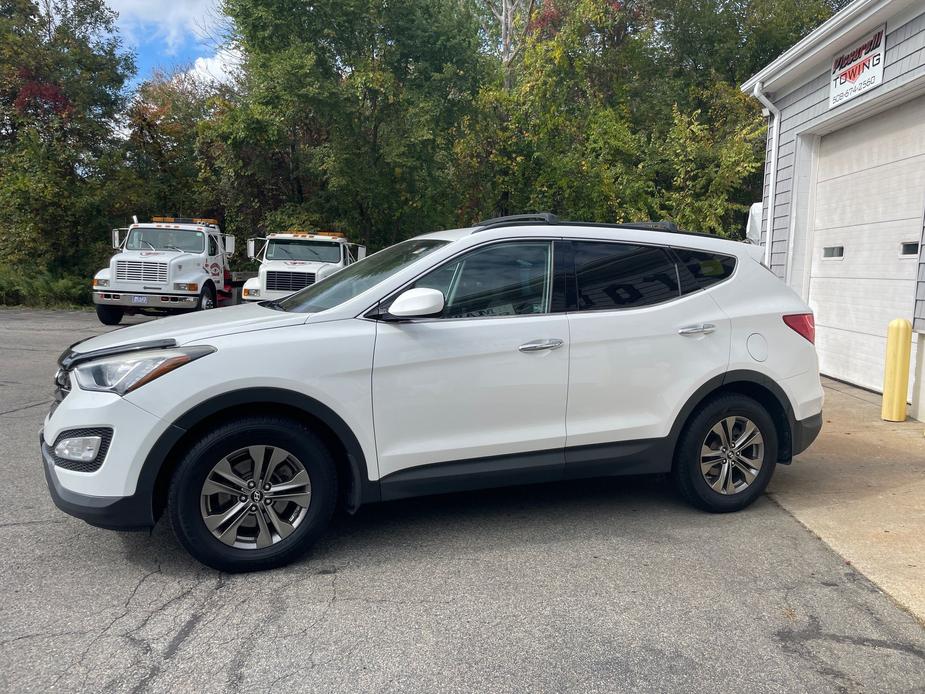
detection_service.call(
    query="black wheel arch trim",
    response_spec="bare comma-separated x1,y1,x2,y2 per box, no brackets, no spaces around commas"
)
669,369,804,464
138,387,378,526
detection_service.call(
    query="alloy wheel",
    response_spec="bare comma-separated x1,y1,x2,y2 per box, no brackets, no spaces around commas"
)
700,416,765,495
200,445,312,549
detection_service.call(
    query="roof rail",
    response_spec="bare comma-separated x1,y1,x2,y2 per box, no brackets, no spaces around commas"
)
631,220,680,232
473,212,559,231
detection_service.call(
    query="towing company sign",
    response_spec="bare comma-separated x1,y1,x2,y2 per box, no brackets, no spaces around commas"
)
829,25,886,108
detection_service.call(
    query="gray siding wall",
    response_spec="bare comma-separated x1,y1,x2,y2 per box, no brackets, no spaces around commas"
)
761,9,925,280
916,215,925,332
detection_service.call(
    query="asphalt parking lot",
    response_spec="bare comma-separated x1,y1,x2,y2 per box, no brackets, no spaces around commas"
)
1,308,924,693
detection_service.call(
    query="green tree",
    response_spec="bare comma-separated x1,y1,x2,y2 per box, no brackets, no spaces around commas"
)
206,0,486,249
120,69,226,220
0,0,134,273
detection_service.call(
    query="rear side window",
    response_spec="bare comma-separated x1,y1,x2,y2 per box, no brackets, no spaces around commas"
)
673,248,736,290
573,242,680,310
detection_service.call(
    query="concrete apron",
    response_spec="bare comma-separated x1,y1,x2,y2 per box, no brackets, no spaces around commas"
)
768,376,925,622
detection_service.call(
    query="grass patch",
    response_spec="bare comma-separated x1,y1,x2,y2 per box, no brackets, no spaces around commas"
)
0,265,91,307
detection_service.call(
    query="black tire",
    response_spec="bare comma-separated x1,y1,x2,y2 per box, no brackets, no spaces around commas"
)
672,393,777,513
197,284,216,311
95,304,123,326
168,416,338,572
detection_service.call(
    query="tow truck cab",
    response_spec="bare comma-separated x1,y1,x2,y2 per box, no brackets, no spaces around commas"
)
92,217,236,325
241,231,366,302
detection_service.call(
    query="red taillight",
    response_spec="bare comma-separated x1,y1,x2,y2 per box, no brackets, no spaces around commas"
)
783,313,815,344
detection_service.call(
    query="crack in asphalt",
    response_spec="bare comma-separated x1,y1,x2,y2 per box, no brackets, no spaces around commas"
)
0,519,68,529
0,400,50,416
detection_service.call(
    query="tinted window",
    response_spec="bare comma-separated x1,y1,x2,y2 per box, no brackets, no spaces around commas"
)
673,248,736,290
573,242,679,310
208,235,218,256
413,242,551,318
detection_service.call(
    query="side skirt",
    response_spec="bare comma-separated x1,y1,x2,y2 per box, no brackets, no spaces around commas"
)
378,439,671,502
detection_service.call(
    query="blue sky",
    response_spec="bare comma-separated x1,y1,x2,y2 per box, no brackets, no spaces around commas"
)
107,0,235,85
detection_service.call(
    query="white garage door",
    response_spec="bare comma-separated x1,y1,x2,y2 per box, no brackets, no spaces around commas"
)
809,94,925,396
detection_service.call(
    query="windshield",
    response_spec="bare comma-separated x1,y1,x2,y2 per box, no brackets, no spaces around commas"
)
266,239,342,263
126,227,205,253
274,238,449,313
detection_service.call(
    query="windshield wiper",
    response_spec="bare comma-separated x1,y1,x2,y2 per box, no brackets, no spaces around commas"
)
261,299,287,312
164,246,184,252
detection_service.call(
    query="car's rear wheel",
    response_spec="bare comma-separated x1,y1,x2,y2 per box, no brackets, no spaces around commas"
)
95,304,123,325
672,394,777,512
168,416,337,572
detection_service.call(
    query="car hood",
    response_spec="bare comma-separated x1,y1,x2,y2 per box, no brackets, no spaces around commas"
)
73,303,307,354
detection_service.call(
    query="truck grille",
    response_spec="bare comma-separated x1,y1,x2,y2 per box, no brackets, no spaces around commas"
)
266,271,315,292
115,260,168,283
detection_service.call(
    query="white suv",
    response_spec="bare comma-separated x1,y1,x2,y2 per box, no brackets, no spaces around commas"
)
42,215,823,572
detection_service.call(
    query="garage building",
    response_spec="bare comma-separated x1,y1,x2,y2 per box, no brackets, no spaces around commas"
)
742,0,925,420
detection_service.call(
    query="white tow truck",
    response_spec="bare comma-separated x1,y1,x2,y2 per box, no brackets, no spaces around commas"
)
92,217,236,325
241,231,366,302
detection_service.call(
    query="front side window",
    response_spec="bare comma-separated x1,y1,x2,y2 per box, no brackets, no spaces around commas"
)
208,235,218,256
573,241,679,310
412,242,552,319
267,240,342,263
274,238,448,313
126,227,205,253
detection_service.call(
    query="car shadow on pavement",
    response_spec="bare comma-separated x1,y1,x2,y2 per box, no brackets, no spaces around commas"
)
119,474,692,576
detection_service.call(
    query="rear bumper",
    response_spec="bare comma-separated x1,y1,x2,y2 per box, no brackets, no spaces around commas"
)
41,432,153,530
93,291,198,309
791,411,823,458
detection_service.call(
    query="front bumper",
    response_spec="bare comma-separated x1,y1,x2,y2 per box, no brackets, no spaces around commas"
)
94,290,198,309
41,432,153,530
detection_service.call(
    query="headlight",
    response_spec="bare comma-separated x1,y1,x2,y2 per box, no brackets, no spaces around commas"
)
243,288,259,297
93,278,109,288
174,282,199,292
73,346,215,395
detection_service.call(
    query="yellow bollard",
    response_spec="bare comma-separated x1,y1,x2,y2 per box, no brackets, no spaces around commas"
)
882,318,913,422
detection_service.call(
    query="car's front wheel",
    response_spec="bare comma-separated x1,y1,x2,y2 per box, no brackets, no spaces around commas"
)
168,416,337,572
672,394,777,512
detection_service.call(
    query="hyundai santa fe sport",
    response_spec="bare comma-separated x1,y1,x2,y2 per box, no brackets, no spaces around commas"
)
42,214,824,572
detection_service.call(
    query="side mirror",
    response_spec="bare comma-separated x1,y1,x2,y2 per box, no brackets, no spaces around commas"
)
246,238,256,259
224,236,236,256
357,245,367,260
111,229,123,249
388,288,444,318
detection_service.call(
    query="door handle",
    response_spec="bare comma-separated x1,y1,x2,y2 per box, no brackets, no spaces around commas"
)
678,323,717,336
518,338,564,353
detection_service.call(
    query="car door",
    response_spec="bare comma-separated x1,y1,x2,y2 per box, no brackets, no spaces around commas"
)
563,239,731,472
205,233,224,287
371,240,570,495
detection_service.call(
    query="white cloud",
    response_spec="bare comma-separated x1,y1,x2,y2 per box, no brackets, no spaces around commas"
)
107,0,223,52
187,47,243,84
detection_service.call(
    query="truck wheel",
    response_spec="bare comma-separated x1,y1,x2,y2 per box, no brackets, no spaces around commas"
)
197,284,216,311
95,304,123,326
168,416,338,572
